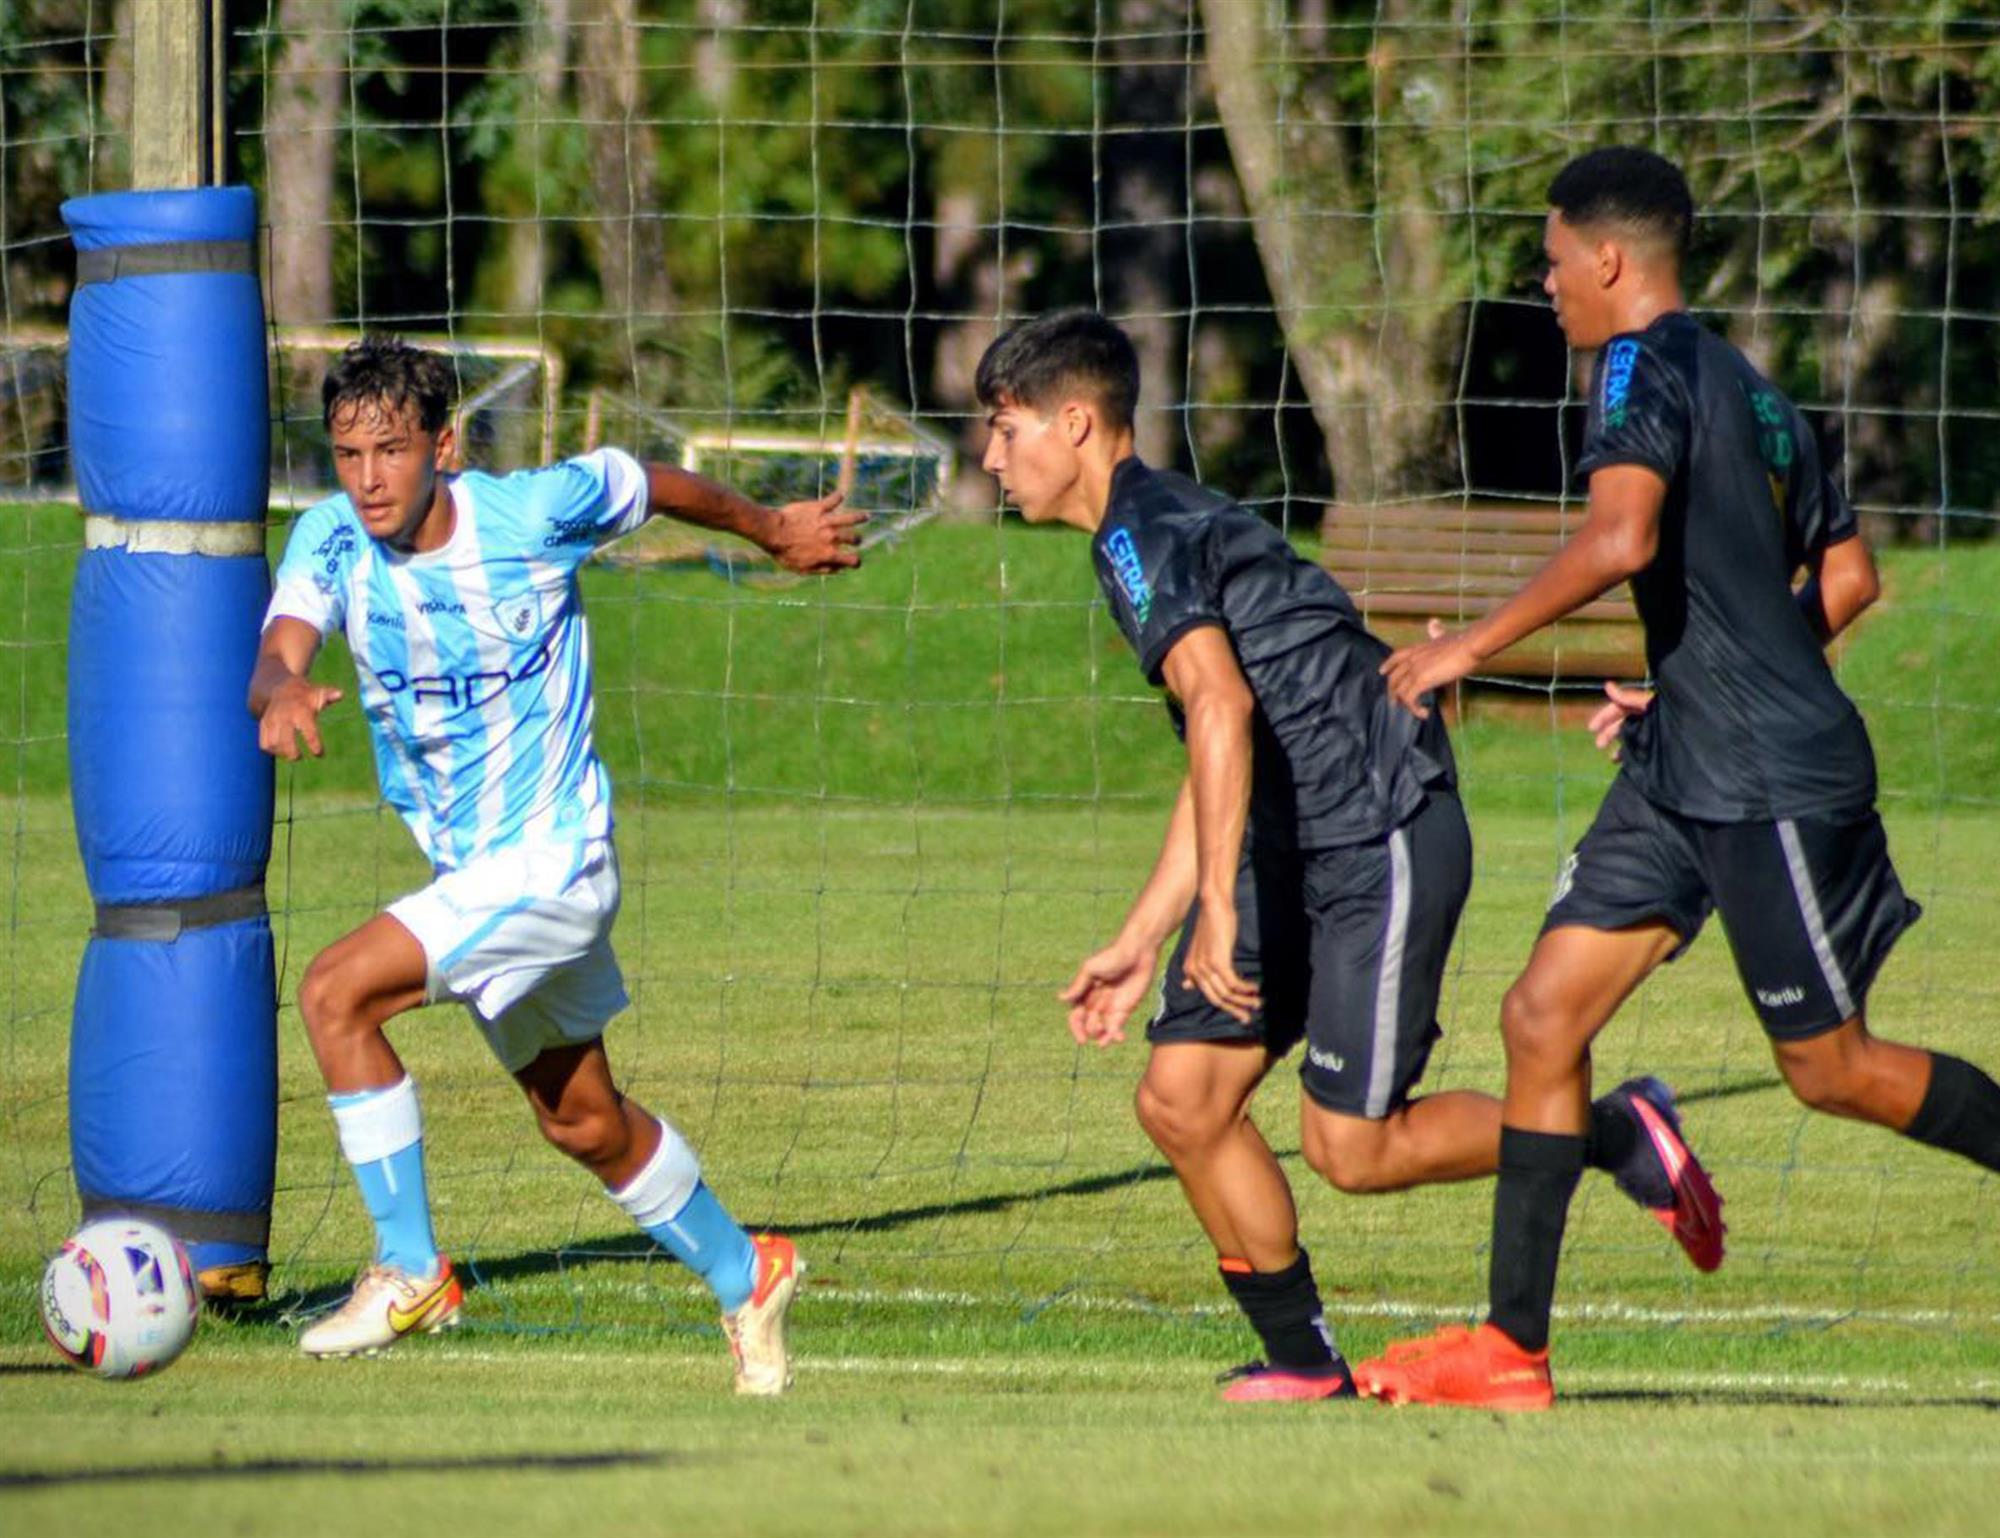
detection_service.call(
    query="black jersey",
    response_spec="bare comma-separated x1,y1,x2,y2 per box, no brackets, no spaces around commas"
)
1092,457,1454,850
1577,311,1877,820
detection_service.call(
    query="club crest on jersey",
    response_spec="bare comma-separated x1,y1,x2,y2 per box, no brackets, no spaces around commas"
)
493,593,542,637
1104,527,1153,625
1602,339,1641,429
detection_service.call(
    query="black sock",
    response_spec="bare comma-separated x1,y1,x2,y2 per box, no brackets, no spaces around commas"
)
1487,1128,1585,1354
1585,1094,1639,1172
1905,1054,2000,1173
1218,1249,1336,1370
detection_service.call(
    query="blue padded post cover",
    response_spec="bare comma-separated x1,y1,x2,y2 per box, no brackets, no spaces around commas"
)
62,188,277,1278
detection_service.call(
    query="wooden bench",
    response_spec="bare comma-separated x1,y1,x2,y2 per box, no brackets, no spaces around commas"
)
1319,502,1645,683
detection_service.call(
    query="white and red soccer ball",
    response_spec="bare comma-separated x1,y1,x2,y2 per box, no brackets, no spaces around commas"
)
40,1217,201,1379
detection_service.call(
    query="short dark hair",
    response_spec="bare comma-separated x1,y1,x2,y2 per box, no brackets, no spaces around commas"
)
1548,147,1694,262
974,309,1139,432
322,334,457,433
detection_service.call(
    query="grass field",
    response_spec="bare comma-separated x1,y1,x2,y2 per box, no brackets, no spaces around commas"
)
3,507,2000,1534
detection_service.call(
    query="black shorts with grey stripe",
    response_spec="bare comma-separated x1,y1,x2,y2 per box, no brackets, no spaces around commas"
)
1147,790,1472,1118
1543,774,1921,1039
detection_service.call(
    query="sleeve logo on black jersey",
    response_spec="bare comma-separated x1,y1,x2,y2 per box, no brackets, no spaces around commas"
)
1104,526,1154,625
1602,339,1641,429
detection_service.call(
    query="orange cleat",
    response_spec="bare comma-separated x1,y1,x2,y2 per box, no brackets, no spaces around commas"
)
1353,1323,1553,1412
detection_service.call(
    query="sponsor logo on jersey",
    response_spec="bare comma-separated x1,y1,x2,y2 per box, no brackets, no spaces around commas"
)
544,514,600,548
366,609,406,630
416,598,467,617
1756,985,1807,1009
373,638,552,713
1103,526,1153,625
1601,339,1641,429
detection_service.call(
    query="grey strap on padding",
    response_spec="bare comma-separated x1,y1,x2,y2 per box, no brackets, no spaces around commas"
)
78,1194,271,1248
75,239,256,287
93,883,268,942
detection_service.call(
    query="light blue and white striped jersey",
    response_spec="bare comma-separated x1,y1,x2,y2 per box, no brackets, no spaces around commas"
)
266,449,650,870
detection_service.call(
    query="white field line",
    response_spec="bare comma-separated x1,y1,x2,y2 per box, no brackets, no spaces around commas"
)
510,1277,2000,1330
385,1345,2000,1402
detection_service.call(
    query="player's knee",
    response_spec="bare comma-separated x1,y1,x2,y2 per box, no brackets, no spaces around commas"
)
1777,1049,1867,1118
1302,1122,1392,1194
536,1101,627,1168
1500,978,1582,1075
298,954,367,1043
1134,1077,1228,1158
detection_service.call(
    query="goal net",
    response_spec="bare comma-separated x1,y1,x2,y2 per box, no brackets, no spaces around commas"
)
4,3,1997,1368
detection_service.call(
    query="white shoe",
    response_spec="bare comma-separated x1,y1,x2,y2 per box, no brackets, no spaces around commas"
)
721,1234,800,1396
299,1257,463,1358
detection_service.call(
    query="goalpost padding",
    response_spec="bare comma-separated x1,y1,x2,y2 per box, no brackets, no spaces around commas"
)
62,187,277,1291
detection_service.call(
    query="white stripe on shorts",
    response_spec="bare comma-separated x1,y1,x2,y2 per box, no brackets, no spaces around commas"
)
1365,827,1413,1118
1776,819,1856,1021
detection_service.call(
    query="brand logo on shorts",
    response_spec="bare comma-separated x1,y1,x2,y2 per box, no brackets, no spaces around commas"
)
1306,1046,1346,1074
1550,853,1579,908
1756,985,1807,1009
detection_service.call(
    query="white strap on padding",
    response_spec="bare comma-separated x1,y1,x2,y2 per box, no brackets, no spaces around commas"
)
85,515,266,557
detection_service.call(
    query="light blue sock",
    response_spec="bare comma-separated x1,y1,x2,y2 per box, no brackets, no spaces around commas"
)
328,1077,440,1277
610,1120,758,1312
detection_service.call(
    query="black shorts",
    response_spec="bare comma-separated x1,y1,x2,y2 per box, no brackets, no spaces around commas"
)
1149,791,1471,1118
1544,775,1921,1039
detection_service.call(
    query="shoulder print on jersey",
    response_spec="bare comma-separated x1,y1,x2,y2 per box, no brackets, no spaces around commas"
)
1103,525,1153,625
310,521,359,595
1741,379,1795,518
1601,338,1642,429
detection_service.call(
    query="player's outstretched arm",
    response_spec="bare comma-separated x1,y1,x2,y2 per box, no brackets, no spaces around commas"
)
249,616,342,761
642,463,866,574
1159,626,1260,1024
1060,781,1198,1047
1796,533,1880,644
1380,463,1667,718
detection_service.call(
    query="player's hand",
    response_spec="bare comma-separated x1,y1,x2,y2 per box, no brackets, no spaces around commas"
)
767,490,867,574
1182,902,1260,1025
1059,939,1159,1047
258,675,344,760
1379,618,1477,719
1588,680,1654,758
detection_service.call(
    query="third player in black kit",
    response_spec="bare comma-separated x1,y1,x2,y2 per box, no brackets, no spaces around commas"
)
1361,147,2000,1411
975,309,1719,1402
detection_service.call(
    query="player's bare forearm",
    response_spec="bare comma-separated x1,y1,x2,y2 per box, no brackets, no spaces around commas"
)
1174,679,1253,911
644,463,780,545
247,617,324,717
642,462,863,573
1381,466,1664,717
1798,534,1880,645
1461,492,1660,663
1118,780,1199,951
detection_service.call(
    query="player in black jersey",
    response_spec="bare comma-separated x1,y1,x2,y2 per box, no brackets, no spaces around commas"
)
974,310,1720,1402
1357,147,2000,1411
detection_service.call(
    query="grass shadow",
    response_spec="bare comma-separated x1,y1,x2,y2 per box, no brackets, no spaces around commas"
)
0,1449,692,1491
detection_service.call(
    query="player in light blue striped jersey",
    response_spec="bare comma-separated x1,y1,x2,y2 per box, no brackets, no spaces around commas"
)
251,336,861,1385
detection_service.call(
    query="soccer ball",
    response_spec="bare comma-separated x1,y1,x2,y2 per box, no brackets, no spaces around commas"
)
40,1217,201,1379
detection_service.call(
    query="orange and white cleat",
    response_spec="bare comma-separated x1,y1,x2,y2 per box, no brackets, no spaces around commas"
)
1353,1323,1553,1412
299,1256,463,1358
721,1233,801,1396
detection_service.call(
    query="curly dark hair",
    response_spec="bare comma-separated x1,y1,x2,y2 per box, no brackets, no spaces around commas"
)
1548,147,1694,262
974,309,1140,431
321,334,457,433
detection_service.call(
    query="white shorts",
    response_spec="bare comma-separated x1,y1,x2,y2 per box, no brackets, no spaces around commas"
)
388,838,630,1074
